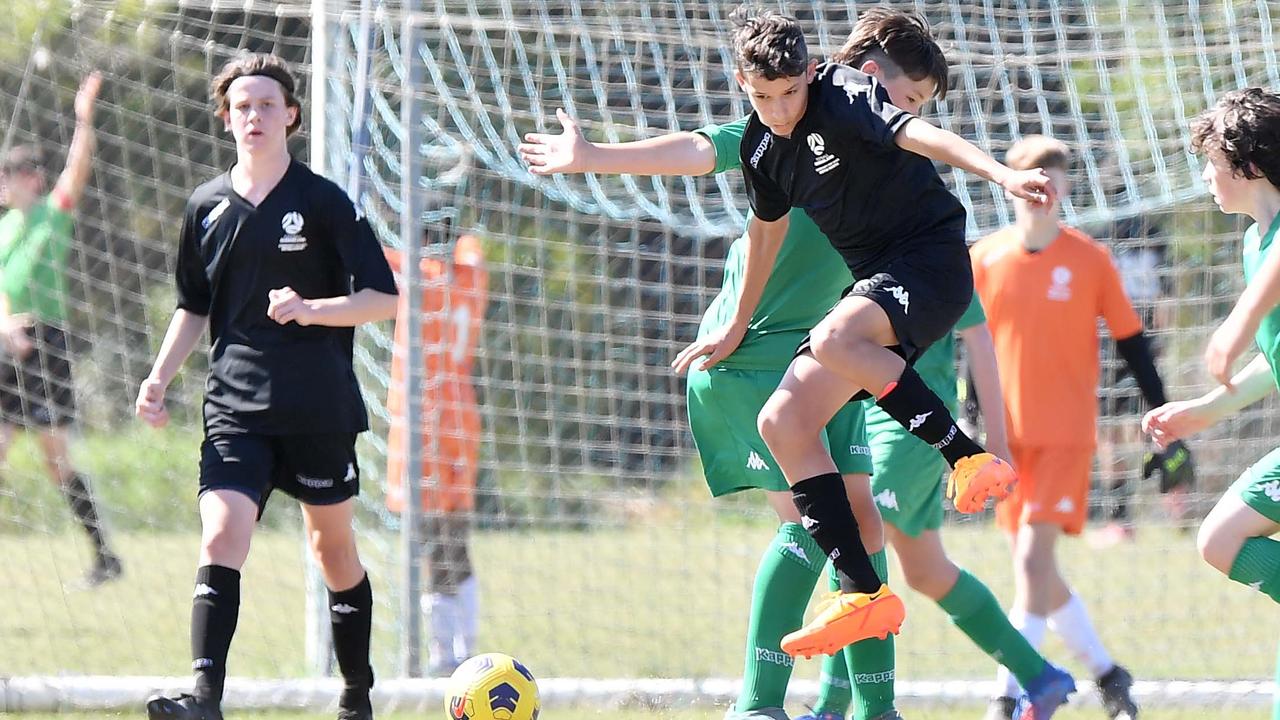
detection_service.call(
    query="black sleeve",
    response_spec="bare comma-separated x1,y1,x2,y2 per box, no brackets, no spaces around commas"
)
826,67,914,148
1115,330,1167,407
326,186,398,296
740,134,792,222
175,203,211,315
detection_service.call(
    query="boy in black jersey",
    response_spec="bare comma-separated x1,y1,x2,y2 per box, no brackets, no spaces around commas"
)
135,54,397,720
729,8,1054,658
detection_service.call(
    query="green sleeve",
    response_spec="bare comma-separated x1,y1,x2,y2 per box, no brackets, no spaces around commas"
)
694,116,750,175
955,290,986,331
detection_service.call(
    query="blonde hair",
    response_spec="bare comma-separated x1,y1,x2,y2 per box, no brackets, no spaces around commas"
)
1005,135,1071,172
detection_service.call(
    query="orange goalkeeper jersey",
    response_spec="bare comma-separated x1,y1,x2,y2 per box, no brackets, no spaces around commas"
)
971,224,1143,448
385,234,489,513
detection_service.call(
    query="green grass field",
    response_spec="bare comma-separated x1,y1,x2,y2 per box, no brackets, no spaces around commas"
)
0,708,1269,719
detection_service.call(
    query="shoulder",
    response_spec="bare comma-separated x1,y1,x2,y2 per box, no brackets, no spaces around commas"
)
185,175,230,224
972,228,1012,255
1060,226,1115,264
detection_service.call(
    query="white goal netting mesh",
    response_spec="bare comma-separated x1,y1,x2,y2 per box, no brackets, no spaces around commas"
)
0,0,1278,713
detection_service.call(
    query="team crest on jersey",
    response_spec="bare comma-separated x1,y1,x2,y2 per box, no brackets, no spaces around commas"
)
1048,265,1072,301
807,133,840,175
279,211,308,252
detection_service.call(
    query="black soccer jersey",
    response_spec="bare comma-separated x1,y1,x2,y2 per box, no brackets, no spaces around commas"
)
176,158,397,436
740,63,969,282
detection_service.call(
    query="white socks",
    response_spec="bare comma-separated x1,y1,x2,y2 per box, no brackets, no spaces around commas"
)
997,608,1047,698
1047,593,1114,677
424,574,479,668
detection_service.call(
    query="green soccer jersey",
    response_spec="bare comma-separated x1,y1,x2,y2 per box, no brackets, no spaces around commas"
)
695,117,852,371
0,195,74,324
1243,216,1280,388
913,292,987,409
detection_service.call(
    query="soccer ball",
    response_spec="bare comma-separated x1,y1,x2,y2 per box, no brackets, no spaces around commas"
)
445,653,540,720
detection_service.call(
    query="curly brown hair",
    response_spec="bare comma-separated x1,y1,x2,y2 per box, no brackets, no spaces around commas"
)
730,5,809,80
830,7,949,100
1191,87,1280,187
210,53,303,136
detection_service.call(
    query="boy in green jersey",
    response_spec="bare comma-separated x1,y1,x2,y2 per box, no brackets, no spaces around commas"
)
519,9,1072,720
1143,87,1280,720
0,72,119,587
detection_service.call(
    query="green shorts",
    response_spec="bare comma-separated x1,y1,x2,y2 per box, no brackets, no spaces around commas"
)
865,402,947,537
687,365,873,497
1228,446,1280,524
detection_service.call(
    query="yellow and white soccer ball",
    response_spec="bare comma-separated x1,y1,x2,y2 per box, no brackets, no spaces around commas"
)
445,653,540,720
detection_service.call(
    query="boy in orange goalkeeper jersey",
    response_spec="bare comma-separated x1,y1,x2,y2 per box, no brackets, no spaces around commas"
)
971,136,1188,720
385,226,489,676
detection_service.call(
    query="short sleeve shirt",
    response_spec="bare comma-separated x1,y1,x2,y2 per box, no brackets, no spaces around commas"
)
971,225,1143,446
738,63,968,284
0,195,75,324
1242,216,1280,389
176,159,397,436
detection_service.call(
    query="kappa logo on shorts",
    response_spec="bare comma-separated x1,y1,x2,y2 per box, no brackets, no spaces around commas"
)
746,451,770,471
874,488,899,511
279,211,308,252
344,462,358,484
1263,480,1280,503
889,285,910,313
907,411,932,431
296,473,335,489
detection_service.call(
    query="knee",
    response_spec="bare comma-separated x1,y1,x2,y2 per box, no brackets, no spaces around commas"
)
310,529,359,572
202,523,250,566
807,324,851,368
757,396,795,449
1197,521,1240,576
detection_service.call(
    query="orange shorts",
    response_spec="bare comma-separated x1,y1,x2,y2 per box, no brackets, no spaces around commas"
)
996,444,1093,536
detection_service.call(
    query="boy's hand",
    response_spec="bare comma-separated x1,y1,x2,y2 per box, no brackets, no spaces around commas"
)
671,321,747,374
518,108,594,175
1001,168,1055,207
1142,439,1196,493
75,72,102,125
135,376,169,428
0,314,34,360
1142,399,1214,449
267,287,315,326
1205,312,1255,389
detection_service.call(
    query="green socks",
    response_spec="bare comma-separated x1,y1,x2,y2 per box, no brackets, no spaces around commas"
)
815,551,896,720
1229,537,1280,604
734,522,826,713
938,569,1047,687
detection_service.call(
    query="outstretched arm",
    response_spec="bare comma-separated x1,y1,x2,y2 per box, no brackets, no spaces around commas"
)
519,108,717,177
1205,245,1280,387
895,119,1053,206
1143,354,1276,447
51,72,101,211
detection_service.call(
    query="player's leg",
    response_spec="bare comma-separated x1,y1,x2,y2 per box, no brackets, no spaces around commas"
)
1199,449,1280,599
290,434,374,720
147,435,271,720
36,426,121,585
688,366,824,720
809,278,1012,511
759,353,904,656
447,512,478,664
421,512,462,676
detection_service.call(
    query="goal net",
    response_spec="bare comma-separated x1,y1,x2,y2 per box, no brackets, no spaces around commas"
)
1,0,1277,713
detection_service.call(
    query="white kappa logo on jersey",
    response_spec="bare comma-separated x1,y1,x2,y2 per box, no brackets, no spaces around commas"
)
907,411,932,431
750,133,773,168
1048,265,1073,301
202,198,230,229
746,451,771,471
807,132,840,175
889,285,910,313
279,210,308,252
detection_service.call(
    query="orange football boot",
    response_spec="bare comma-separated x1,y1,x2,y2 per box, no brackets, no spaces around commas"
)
780,585,905,659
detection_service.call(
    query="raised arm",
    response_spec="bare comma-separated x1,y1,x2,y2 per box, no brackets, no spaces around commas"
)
518,108,717,177
51,72,101,211
894,118,1053,206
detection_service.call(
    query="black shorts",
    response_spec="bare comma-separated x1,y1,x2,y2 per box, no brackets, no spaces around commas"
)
0,323,76,428
199,432,361,514
795,258,972,386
